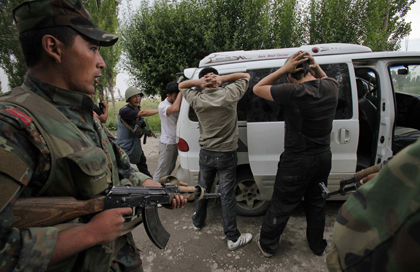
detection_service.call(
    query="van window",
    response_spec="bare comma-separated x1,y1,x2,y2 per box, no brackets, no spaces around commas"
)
390,64,420,132
246,63,352,122
390,64,420,95
187,63,352,122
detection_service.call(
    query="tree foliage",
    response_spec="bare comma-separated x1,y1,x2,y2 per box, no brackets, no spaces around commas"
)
362,0,415,51
0,0,27,91
122,0,275,97
82,0,121,120
269,0,306,48
122,0,414,97
122,0,205,96
307,0,414,51
0,0,121,99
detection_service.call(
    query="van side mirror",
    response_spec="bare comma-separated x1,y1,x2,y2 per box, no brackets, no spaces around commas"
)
398,68,408,75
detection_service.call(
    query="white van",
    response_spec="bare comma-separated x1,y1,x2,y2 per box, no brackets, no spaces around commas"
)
176,43,420,216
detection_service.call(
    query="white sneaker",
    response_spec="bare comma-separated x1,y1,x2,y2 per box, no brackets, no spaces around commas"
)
227,233,253,251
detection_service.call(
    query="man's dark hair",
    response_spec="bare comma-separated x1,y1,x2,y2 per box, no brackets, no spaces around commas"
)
166,82,179,95
286,55,314,81
199,67,219,79
19,26,78,67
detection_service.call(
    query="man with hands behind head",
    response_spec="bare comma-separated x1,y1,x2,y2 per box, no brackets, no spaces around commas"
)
253,51,339,257
0,1,185,271
153,82,182,182
179,68,253,251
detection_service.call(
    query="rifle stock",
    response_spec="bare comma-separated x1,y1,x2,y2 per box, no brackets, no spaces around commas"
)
12,196,105,230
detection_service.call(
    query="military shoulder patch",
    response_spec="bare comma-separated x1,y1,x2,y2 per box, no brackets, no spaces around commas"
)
0,107,33,129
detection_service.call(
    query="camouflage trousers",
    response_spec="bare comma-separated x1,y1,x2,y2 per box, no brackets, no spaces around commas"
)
109,234,143,272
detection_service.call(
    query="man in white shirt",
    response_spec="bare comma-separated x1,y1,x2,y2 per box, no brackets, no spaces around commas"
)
153,82,182,182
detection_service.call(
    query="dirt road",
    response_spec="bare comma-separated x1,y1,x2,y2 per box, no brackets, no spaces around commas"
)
135,135,341,272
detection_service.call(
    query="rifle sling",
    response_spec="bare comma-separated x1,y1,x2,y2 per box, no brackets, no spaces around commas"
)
118,114,139,134
121,216,143,235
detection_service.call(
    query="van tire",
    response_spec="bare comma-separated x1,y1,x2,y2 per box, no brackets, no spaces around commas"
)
234,173,270,217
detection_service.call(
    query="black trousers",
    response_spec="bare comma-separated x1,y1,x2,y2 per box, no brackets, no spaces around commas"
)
136,151,152,178
260,150,331,255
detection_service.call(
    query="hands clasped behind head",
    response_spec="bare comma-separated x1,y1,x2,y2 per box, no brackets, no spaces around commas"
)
202,73,218,88
284,51,309,73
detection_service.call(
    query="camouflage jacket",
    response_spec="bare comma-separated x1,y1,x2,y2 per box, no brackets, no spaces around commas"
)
0,74,150,271
326,139,420,271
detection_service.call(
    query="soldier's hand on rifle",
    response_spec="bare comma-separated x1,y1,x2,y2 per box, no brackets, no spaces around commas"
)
179,181,188,186
164,180,188,209
86,208,133,245
101,101,108,109
360,173,379,185
167,194,187,210
141,178,187,209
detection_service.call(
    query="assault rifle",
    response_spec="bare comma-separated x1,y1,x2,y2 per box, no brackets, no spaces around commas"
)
138,118,156,145
319,159,390,199
12,184,218,249
98,88,105,113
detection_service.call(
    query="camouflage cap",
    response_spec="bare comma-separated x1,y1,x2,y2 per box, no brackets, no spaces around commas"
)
13,0,118,47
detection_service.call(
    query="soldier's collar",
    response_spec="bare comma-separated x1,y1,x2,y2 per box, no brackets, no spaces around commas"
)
25,74,93,110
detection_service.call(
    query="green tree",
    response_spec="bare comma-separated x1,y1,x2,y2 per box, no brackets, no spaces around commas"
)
83,0,121,121
269,0,306,48
0,0,121,105
0,0,27,90
202,0,271,52
122,0,272,98
123,0,414,97
122,0,207,97
362,0,415,51
307,0,365,45
307,0,414,51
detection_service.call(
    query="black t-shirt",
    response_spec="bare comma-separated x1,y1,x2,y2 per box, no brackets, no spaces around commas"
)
270,77,339,154
93,104,103,116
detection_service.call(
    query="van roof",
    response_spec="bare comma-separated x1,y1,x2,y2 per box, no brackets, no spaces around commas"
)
199,43,372,67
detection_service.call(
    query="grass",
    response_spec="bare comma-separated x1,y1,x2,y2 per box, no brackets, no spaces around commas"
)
104,98,162,134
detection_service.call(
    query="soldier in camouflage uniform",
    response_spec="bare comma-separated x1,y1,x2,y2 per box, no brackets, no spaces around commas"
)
326,138,420,271
0,1,186,271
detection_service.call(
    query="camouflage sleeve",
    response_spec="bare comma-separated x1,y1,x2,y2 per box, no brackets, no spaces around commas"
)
103,125,151,186
326,139,420,271
0,107,58,272
0,204,58,272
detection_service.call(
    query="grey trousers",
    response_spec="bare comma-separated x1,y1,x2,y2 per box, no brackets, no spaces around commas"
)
153,141,178,182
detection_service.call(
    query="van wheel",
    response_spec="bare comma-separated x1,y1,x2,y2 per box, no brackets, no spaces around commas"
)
234,174,270,217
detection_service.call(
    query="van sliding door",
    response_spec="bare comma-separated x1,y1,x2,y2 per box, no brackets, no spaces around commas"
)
246,62,358,198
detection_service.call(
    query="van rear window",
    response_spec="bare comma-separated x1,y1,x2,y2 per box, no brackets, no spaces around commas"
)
246,63,352,122
188,63,352,122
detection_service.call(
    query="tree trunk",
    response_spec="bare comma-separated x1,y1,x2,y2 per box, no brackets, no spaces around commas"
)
108,76,117,121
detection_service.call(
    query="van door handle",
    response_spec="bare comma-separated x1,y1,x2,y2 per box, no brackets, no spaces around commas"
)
339,128,350,144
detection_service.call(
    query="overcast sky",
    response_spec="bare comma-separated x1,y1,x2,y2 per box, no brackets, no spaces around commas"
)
1,0,420,94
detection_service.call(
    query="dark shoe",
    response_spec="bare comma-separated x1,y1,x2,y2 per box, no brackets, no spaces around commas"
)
256,234,273,258
312,239,327,256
